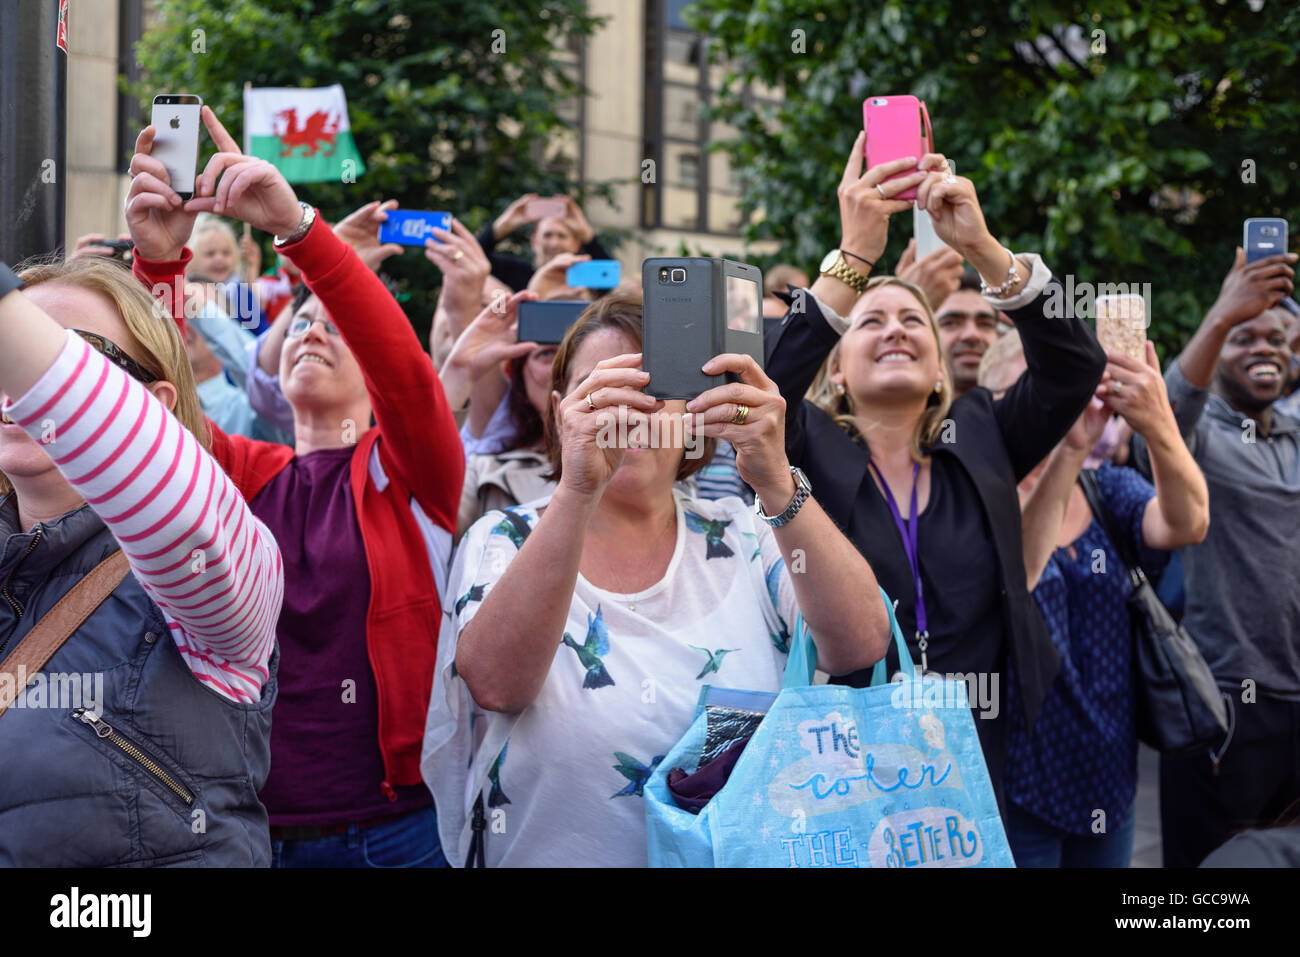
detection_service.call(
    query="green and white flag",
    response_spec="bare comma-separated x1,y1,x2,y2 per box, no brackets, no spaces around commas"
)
243,84,364,183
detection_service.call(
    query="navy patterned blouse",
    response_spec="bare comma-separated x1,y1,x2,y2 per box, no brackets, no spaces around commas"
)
1005,463,1170,836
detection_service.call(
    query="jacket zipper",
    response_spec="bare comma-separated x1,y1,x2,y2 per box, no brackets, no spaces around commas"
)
72,708,195,807
0,528,43,653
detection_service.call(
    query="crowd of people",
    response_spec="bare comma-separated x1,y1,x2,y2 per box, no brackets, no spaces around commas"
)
1,102,1298,869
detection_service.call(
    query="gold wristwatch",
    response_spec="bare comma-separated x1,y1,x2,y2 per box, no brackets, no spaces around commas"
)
819,249,870,293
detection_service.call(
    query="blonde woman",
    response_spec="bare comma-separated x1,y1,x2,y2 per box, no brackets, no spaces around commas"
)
763,136,1107,805
189,213,267,333
0,255,283,866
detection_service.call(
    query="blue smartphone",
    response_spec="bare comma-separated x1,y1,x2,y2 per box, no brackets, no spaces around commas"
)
566,259,620,289
1244,218,1288,263
378,210,453,246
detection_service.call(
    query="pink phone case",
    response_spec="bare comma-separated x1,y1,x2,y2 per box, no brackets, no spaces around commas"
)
527,198,567,221
863,96,933,202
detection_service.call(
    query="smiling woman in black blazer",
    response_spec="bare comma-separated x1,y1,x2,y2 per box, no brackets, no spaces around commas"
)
765,136,1106,804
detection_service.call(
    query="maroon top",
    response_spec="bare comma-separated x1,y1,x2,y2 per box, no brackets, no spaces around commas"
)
253,446,430,826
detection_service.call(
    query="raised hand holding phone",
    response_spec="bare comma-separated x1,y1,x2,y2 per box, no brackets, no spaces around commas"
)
555,354,661,500
324,199,403,271
184,109,303,239
126,117,210,262
836,131,922,267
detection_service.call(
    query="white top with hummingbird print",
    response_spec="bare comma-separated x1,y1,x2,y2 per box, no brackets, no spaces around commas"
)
421,491,799,868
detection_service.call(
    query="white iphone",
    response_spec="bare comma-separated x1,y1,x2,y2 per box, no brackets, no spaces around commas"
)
914,206,948,260
150,93,203,200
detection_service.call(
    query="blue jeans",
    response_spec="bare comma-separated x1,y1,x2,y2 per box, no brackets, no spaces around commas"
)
1005,800,1136,868
271,806,448,868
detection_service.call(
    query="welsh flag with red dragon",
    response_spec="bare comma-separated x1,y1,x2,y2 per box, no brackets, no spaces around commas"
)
243,84,365,183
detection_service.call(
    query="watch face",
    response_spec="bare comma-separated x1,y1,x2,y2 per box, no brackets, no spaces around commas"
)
819,249,841,273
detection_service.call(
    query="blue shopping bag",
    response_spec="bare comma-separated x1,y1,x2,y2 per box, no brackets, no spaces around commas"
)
645,587,1013,868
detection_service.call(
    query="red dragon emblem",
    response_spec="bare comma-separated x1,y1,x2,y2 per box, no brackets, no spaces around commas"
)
273,108,339,157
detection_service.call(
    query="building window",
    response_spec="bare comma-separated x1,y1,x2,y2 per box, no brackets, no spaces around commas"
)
678,153,699,188
643,0,746,235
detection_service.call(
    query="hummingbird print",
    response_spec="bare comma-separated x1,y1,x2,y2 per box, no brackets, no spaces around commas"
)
684,511,734,559
487,743,511,807
455,582,487,616
491,509,533,548
610,751,664,798
688,644,739,680
562,604,615,689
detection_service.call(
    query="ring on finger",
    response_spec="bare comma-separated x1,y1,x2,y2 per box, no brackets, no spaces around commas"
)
731,403,750,426
1111,380,1123,395
451,249,464,262
874,184,887,200
944,174,957,184
585,392,596,411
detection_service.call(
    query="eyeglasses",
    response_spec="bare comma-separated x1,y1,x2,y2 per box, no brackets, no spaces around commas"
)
73,330,159,383
286,316,340,339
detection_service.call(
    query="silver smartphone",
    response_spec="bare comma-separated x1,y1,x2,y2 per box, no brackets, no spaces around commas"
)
914,206,947,260
150,93,203,200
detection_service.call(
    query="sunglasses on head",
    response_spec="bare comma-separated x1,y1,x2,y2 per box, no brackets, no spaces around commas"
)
73,330,159,383
286,316,340,339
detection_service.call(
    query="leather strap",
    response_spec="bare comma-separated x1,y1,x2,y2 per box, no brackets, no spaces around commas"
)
0,549,130,718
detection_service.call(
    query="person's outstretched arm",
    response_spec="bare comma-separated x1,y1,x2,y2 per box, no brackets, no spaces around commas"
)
0,275,282,703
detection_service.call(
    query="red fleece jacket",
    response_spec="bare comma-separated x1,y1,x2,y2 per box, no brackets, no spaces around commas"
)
135,217,464,791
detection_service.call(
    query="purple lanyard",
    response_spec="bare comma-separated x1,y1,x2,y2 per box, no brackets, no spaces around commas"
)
868,460,930,671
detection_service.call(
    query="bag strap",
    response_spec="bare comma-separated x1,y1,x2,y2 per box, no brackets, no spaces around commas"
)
781,586,915,690
0,549,130,719
1077,469,1146,591
465,792,486,868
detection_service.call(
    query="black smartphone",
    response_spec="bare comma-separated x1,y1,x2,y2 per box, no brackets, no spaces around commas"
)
101,239,134,261
1244,218,1288,264
642,258,764,400
517,300,588,345
150,93,203,201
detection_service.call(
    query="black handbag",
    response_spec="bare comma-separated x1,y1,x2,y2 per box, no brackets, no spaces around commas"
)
1078,469,1229,753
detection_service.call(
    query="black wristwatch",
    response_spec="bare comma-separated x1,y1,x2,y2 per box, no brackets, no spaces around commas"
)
0,261,25,299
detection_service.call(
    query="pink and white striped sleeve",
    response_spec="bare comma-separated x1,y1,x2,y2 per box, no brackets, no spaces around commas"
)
2,330,283,704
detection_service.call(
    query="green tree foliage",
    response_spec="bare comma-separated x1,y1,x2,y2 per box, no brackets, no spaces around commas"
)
692,0,1299,356
132,0,606,335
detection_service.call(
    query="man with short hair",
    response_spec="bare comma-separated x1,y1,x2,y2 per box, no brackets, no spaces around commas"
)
1131,247,1300,867
936,270,1001,397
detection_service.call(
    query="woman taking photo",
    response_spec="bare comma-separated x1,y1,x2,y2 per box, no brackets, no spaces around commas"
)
980,332,1208,866
765,134,1107,804
126,107,464,868
423,292,891,867
0,254,283,867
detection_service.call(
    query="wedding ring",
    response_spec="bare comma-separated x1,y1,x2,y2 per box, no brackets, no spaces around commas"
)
585,392,596,411
875,184,887,199
451,249,464,262
1112,380,1123,395
731,404,750,425
944,174,957,184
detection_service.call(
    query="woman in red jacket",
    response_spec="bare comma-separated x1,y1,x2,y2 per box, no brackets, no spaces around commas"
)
125,107,464,867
